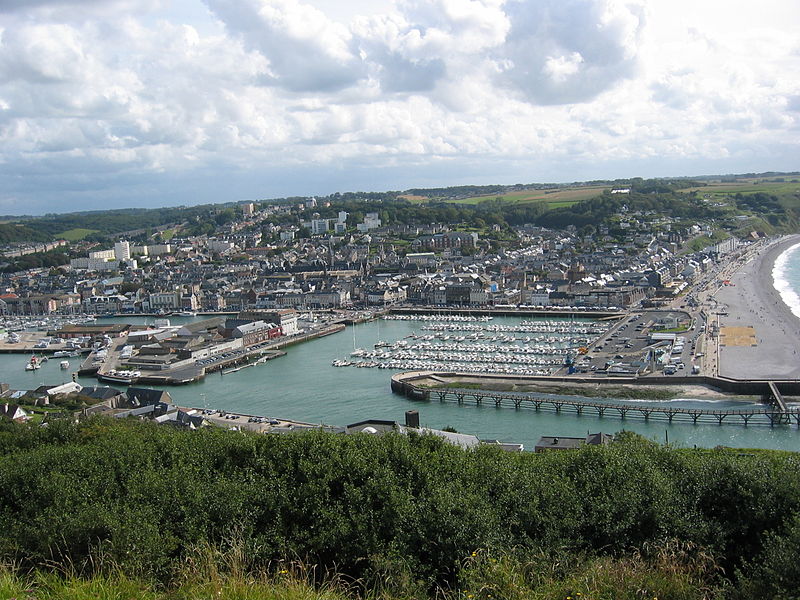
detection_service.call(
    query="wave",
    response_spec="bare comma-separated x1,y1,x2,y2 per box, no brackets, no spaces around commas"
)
669,398,766,410
772,242,800,319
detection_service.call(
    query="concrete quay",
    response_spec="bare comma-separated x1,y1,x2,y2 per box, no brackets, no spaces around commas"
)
77,322,345,385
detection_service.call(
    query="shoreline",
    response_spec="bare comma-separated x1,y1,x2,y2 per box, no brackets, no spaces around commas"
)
716,235,800,380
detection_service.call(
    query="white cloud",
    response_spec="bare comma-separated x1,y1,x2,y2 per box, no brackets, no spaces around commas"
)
204,0,364,92
0,0,797,213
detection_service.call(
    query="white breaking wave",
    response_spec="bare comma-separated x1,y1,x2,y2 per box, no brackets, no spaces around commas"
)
772,242,800,319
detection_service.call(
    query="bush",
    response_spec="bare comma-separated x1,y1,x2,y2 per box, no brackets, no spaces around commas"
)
0,418,798,595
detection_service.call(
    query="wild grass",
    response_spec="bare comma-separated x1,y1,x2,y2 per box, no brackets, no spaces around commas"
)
0,540,729,600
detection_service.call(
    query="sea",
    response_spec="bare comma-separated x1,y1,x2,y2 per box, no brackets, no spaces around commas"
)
773,241,800,320
5,308,800,452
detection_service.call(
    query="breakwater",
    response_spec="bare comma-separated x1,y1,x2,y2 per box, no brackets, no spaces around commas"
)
391,371,800,427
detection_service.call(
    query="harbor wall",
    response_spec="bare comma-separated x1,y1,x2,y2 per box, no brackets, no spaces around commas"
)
390,371,800,398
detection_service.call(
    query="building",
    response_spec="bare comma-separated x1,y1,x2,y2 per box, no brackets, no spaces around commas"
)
0,403,30,422
238,309,299,336
411,232,478,251
114,241,131,261
356,212,381,232
534,432,613,452
311,219,330,235
230,320,282,346
242,202,255,217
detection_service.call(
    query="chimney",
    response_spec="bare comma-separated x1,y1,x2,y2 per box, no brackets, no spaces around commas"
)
405,410,420,428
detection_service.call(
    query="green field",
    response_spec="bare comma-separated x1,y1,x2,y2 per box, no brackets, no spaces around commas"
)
452,185,608,206
56,228,99,241
678,178,800,196
400,186,607,207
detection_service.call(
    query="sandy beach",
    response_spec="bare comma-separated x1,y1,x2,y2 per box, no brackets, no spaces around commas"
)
714,235,800,380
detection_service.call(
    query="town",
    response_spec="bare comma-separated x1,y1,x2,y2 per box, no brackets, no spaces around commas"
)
1,177,798,440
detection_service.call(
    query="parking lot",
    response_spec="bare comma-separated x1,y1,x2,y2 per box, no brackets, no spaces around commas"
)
567,310,704,377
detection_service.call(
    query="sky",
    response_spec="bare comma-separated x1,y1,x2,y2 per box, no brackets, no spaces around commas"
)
0,0,798,215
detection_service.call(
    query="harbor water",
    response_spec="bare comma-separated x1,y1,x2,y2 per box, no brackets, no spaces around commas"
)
4,313,800,451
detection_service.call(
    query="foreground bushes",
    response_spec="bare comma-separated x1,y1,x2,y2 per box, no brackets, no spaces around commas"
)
1,418,800,597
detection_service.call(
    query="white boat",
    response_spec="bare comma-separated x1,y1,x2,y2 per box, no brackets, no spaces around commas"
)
97,369,141,385
60,360,70,370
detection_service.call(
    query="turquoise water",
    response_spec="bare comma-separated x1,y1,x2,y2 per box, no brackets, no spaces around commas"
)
774,242,800,319
5,314,800,451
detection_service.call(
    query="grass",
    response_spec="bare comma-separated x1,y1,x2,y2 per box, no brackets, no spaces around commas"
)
678,179,800,197
0,541,728,600
56,228,99,241
397,194,429,204
425,380,682,400
450,186,606,206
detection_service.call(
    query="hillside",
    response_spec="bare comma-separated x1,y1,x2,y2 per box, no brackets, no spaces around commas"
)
0,417,799,598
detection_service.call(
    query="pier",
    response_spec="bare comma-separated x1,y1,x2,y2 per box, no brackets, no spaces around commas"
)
391,372,800,427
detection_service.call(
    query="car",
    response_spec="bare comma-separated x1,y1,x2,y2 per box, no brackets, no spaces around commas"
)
614,354,624,359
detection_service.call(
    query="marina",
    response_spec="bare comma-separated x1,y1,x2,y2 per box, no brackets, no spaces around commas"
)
2,313,800,451
333,315,604,375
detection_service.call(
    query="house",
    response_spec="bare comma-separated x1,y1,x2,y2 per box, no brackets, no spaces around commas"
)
345,411,521,450
126,387,172,407
0,403,30,422
534,432,613,452
79,385,125,403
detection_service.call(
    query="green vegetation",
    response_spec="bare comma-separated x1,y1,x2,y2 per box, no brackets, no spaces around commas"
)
0,247,71,273
56,228,100,241
0,418,799,598
426,380,682,400
0,223,50,243
454,186,606,206
0,544,727,599
13,205,213,242
2,173,799,246
14,392,108,415
685,230,730,253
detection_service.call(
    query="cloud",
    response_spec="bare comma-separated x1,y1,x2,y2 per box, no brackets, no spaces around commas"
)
0,0,798,214
494,0,645,104
203,0,364,92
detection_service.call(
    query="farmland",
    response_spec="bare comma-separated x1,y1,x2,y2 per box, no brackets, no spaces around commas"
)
402,185,609,207
677,178,800,197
